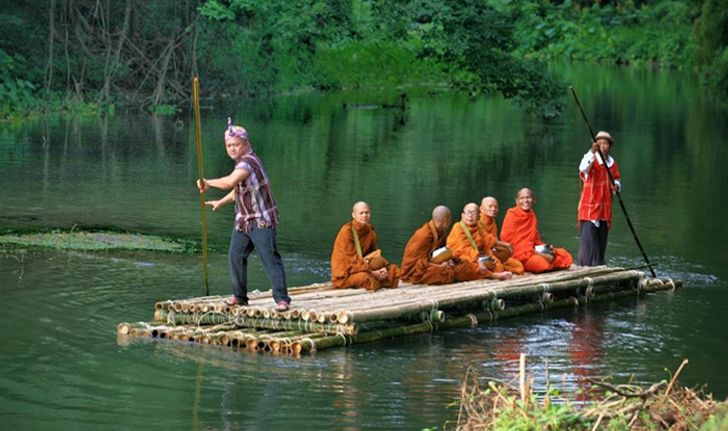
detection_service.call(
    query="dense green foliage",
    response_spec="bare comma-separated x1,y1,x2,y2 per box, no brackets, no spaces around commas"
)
1,0,726,119
198,0,565,116
0,48,36,118
512,0,698,67
693,0,728,100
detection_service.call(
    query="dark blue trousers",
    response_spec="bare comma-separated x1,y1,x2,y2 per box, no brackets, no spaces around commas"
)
578,221,609,266
229,226,290,303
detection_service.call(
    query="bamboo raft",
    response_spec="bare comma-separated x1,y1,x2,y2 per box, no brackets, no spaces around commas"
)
117,265,681,356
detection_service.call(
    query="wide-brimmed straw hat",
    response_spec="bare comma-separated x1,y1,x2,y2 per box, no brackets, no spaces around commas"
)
594,131,614,145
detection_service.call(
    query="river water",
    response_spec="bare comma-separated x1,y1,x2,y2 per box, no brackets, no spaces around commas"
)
1,64,727,429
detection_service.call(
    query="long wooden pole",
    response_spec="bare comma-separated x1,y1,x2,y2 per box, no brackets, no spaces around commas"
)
569,86,657,277
193,76,210,295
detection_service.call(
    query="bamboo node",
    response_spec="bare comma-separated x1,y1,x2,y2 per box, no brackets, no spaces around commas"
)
638,277,649,294
466,313,478,328
665,278,677,291
429,299,439,311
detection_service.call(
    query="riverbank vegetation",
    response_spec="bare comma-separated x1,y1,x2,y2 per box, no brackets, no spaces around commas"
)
1,0,726,120
449,358,728,430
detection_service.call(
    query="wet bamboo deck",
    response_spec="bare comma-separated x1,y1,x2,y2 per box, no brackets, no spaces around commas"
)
117,265,680,356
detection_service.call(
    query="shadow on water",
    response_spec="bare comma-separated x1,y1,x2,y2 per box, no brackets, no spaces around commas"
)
1,63,728,428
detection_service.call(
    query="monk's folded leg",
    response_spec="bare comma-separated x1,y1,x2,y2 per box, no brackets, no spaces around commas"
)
552,248,573,270
381,264,401,289
338,272,381,291
489,259,505,273
503,257,525,275
453,261,483,282
418,265,456,285
523,255,554,273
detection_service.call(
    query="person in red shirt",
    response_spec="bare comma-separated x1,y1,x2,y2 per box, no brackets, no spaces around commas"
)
577,131,621,266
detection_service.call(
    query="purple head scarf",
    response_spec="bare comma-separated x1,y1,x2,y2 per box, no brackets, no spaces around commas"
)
225,117,248,141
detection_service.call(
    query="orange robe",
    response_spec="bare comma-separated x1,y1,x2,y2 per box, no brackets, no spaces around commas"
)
500,206,573,273
479,214,499,239
446,221,506,277
400,221,481,284
330,220,400,290
479,214,525,275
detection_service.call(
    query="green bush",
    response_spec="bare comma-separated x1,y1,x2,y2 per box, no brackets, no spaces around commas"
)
693,0,728,101
0,49,36,118
512,0,695,68
314,41,447,89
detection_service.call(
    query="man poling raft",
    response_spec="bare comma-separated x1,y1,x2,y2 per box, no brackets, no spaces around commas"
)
196,119,291,311
577,131,621,266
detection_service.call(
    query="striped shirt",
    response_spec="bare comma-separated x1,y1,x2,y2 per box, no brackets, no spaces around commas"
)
234,150,279,232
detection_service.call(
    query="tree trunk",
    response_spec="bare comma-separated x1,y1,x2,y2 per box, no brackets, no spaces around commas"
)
97,0,132,107
45,0,57,96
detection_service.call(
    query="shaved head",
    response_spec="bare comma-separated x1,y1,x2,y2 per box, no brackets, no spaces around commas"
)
432,205,451,222
353,201,369,212
461,202,480,226
431,205,452,232
516,188,534,199
515,188,535,211
352,201,371,225
480,196,499,219
481,196,497,207
463,202,479,214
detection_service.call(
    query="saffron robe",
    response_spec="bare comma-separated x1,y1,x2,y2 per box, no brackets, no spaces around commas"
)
479,214,525,275
330,220,400,290
500,206,573,273
400,221,480,284
446,221,506,278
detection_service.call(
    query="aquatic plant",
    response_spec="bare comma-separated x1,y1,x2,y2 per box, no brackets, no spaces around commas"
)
0,229,190,253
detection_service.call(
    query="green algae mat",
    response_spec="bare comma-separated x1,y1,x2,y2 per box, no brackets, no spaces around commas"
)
0,231,189,253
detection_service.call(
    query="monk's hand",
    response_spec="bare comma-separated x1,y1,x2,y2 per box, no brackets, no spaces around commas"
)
372,267,387,280
478,261,490,274
537,251,555,263
591,142,599,153
196,179,208,193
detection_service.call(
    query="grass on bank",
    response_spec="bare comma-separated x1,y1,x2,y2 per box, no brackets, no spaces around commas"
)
447,357,727,431
0,229,191,253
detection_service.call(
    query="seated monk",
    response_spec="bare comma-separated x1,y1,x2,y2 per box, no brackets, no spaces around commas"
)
400,205,481,284
479,196,524,275
446,203,513,280
500,188,573,273
330,201,400,290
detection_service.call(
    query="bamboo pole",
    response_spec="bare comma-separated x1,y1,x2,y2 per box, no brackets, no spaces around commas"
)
152,266,622,315
192,76,209,296
233,315,358,335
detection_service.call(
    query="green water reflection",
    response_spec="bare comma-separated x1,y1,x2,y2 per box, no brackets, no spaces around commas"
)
1,63,726,429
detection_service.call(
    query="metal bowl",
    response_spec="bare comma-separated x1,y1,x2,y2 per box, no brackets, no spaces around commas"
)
534,244,553,254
